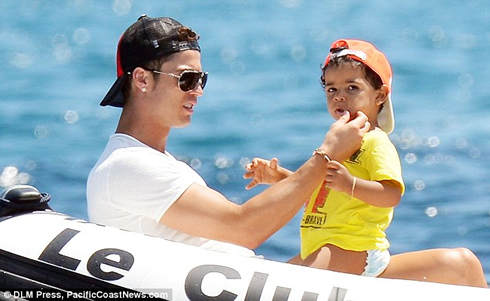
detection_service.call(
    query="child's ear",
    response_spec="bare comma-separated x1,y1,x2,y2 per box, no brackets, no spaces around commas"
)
375,85,390,105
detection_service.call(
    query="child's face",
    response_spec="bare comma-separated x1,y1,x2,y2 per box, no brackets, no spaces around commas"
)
323,64,386,129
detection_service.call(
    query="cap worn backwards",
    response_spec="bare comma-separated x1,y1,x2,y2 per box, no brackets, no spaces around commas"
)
100,15,201,108
323,39,395,134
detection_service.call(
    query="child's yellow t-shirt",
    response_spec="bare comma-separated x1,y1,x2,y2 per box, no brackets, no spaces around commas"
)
300,129,405,259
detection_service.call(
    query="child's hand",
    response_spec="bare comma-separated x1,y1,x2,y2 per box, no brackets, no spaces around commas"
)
243,158,286,190
325,160,355,194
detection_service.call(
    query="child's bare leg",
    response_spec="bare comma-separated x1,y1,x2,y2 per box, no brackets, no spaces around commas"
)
380,248,487,288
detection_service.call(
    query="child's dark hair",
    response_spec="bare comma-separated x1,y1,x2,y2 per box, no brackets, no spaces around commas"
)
320,49,384,91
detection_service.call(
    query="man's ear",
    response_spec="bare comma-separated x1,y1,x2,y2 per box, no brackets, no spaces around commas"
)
132,67,149,91
375,85,389,105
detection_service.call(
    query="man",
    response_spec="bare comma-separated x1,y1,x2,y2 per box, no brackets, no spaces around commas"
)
86,15,369,256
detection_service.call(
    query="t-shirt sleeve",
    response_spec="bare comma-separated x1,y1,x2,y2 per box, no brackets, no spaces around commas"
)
367,136,405,195
105,148,198,222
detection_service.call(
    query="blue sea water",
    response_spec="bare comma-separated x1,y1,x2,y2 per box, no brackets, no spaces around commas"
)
1,0,490,284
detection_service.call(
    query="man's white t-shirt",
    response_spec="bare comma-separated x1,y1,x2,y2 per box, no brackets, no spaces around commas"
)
87,133,254,256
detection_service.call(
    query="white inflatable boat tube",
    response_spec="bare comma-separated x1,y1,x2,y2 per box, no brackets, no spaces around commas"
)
0,210,489,300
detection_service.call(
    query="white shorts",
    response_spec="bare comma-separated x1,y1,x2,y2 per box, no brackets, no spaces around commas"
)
362,249,390,277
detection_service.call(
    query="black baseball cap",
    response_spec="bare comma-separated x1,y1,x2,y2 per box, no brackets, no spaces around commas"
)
100,15,201,107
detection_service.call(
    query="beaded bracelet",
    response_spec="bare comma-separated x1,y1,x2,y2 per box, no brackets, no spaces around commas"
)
312,148,332,162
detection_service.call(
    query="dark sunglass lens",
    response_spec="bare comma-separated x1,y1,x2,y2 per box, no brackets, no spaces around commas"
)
201,73,208,89
179,72,199,92
179,71,208,92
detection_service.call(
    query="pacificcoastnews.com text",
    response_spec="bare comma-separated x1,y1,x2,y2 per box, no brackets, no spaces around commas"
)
2,289,172,300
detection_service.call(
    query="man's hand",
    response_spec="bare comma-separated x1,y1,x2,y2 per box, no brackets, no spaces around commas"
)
320,111,370,162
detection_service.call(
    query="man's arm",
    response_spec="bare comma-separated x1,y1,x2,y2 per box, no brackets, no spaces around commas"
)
161,112,369,249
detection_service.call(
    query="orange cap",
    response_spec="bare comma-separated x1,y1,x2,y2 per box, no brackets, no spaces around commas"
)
323,39,394,134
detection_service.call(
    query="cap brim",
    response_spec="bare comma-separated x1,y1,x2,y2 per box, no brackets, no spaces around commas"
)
100,74,126,107
378,94,394,134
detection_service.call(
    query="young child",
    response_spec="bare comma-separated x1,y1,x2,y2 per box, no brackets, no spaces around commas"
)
244,39,405,277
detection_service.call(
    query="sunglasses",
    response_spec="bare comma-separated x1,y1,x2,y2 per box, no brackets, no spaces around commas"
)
150,69,208,92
